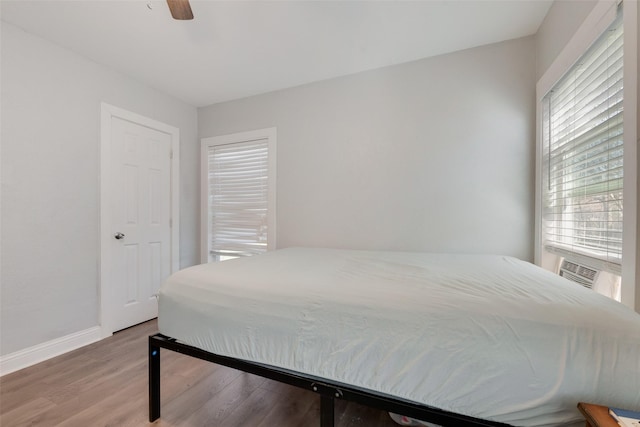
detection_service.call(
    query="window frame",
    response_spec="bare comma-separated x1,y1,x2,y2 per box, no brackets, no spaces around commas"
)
540,11,624,273
535,0,639,311
200,128,277,263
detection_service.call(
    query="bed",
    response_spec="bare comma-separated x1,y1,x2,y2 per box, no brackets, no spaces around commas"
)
150,247,640,426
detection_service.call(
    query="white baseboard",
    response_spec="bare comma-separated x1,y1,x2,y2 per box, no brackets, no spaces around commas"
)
0,326,103,376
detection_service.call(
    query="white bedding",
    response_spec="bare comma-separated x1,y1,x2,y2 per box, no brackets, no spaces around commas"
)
158,248,640,426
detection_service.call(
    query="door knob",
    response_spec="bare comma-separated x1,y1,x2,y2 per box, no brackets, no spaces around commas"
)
114,232,125,240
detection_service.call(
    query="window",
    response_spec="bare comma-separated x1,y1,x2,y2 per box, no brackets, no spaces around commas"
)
541,12,623,273
201,128,276,263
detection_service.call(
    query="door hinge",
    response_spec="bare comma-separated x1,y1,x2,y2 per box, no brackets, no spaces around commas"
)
169,150,173,159
169,218,173,228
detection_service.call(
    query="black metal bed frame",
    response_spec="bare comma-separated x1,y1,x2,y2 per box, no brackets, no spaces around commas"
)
149,333,512,427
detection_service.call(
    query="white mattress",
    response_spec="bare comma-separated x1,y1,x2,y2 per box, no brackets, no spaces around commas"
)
158,248,640,426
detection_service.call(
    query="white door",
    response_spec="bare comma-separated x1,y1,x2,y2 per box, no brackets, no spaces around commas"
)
108,116,172,332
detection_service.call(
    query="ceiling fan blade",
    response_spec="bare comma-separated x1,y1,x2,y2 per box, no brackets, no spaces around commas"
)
167,0,193,20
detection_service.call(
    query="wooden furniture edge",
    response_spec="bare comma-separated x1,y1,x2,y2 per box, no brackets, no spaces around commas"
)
577,402,618,427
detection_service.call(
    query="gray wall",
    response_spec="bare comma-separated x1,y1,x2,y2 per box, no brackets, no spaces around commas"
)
535,0,598,79
1,23,199,355
199,37,536,261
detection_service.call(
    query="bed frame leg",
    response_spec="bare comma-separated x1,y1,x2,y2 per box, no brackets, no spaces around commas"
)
149,337,161,422
320,395,335,427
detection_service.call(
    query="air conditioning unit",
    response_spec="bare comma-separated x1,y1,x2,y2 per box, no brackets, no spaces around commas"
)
559,260,600,289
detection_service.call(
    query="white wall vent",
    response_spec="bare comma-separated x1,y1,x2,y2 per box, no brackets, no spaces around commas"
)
559,260,600,289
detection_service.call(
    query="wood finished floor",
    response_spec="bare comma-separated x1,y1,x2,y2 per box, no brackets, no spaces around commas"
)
0,320,399,427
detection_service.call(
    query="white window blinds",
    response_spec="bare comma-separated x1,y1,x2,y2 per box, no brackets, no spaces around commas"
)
542,11,623,273
207,139,270,259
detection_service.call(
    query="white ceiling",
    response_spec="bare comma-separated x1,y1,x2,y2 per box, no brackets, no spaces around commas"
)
1,0,552,107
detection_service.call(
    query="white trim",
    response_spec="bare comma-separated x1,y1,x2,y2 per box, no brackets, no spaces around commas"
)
535,0,620,267
100,103,180,337
621,0,638,310
535,0,638,311
0,327,102,377
536,0,618,99
534,100,543,266
200,128,277,264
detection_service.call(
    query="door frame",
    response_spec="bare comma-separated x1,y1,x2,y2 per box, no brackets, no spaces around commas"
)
100,102,180,338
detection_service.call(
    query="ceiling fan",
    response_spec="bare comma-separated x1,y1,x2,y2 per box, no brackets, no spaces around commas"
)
166,0,194,20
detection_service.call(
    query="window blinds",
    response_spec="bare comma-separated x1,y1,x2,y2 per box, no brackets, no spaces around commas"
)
542,12,623,273
207,139,269,259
